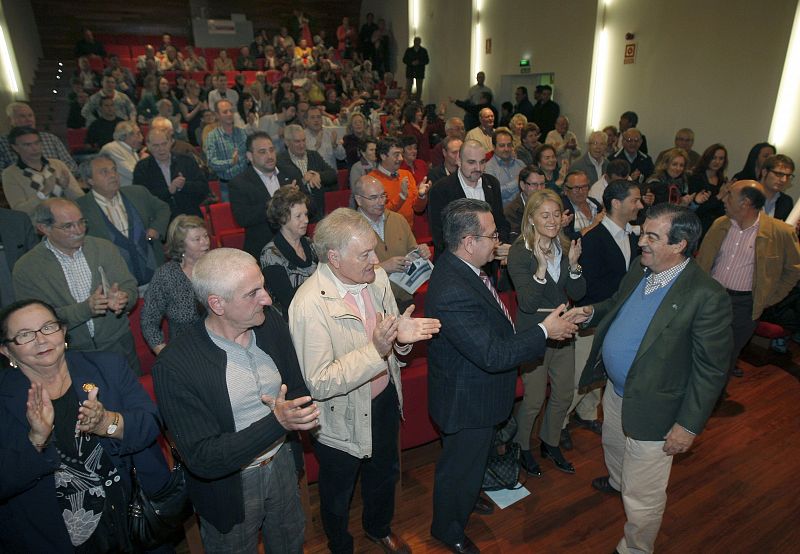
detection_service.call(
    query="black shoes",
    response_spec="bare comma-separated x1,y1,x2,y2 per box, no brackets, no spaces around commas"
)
433,534,480,553
540,442,575,474
472,495,494,515
560,428,574,450
519,448,542,476
573,414,603,435
591,475,621,495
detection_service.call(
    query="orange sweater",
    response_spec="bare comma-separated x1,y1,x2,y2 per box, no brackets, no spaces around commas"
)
369,168,428,226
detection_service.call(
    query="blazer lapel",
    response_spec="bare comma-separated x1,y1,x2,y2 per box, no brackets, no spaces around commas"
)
445,252,508,321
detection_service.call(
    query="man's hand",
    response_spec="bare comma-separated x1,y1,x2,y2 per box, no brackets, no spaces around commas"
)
417,243,431,260
561,209,574,228
169,172,186,194
262,384,320,431
563,305,592,324
380,255,410,274
642,190,655,206
88,285,109,315
694,189,711,204
107,283,128,314
630,168,642,181
417,177,431,197
494,242,511,263
304,170,322,189
399,176,409,200
146,228,160,241
663,423,695,456
541,304,578,340
372,313,399,357
397,305,441,343
568,238,582,267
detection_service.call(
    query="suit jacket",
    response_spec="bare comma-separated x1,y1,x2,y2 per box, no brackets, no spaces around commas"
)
503,193,525,238
578,221,639,305
696,214,800,319
229,165,296,257
77,185,170,267
0,207,37,271
560,195,604,240
425,250,547,433
132,153,209,219
771,193,794,222
0,351,167,552
428,172,510,255
579,259,732,440
275,150,337,222
101,140,140,187
12,237,138,351
570,152,607,184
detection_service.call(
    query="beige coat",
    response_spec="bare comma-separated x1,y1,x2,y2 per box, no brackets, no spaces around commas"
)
696,214,800,319
288,263,404,458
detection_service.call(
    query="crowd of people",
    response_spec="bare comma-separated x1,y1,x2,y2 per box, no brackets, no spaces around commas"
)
1,13,800,554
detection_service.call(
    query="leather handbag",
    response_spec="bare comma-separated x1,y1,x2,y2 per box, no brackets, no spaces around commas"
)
482,415,524,491
128,461,193,549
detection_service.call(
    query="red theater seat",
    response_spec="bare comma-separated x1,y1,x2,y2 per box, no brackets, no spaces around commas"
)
324,190,351,214
399,358,439,449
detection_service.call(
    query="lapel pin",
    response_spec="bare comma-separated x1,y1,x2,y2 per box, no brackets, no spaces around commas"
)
82,382,97,392
672,304,678,310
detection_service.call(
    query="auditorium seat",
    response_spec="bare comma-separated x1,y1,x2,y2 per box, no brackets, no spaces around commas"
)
106,44,132,58
66,128,88,154
337,168,349,190
399,357,440,449
128,298,157,375
324,189,351,214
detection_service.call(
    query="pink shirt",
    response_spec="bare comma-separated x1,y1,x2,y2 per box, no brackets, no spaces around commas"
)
711,215,759,292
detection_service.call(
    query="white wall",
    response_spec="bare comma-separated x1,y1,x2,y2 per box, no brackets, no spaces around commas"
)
0,0,41,132
367,0,800,199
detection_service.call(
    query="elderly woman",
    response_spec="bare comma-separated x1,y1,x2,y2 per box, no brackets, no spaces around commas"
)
507,190,585,477
141,215,209,354
343,111,372,166
349,137,378,189
0,299,171,552
534,143,569,191
260,187,318,317
509,113,528,150
516,122,542,166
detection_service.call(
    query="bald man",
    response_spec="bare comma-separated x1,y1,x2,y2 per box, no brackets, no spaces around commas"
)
608,128,654,182
697,180,800,380
570,130,609,183
464,108,495,152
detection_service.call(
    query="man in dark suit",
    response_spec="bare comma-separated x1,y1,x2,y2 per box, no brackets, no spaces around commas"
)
77,154,170,287
230,132,296,258
759,154,795,221
275,124,337,222
576,203,732,554
0,207,37,307
426,198,578,553
132,127,209,220
428,139,510,258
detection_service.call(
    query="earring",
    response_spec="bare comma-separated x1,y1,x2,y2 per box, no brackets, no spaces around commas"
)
64,341,68,350
8,358,18,369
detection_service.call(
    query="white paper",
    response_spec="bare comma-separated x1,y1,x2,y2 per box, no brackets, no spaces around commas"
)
484,483,531,509
388,249,433,294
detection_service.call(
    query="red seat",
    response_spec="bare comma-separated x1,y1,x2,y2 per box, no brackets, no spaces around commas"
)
163,71,177,85
337,168,349,190
413,212,432,245
129,299,157,375
106,44,132,58
498,290,517,322
208,202,244,247
265,70,282,85
324,190,351,214
88,55,105,73
241,71,258,85
299,431,320,483
219,230,245,250
224,71,237,87
754,321,787,339
399,358,440,449
208,180,221,203
130,45,147,58
66,128,88,154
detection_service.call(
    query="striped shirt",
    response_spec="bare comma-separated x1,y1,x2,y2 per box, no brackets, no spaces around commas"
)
207,325,284,467
204,126,248,181
44,239,95,336
710,216,759,292
0,132,77,174
92,191,129,237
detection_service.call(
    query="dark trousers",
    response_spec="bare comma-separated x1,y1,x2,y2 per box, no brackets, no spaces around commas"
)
431,426,495,545
729,293,757,373
313,382,400,554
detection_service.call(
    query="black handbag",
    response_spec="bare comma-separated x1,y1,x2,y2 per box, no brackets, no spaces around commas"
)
482,415,525,491
128,461,193,549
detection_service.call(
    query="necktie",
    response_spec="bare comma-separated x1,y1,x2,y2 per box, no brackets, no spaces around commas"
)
480,272,515,331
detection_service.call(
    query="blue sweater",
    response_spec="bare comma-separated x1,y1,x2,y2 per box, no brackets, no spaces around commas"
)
602,277,674,396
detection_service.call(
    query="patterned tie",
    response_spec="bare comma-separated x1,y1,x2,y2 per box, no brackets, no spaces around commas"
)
480,271,515,331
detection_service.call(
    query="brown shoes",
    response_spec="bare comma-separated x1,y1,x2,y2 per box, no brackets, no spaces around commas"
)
365,531,411,554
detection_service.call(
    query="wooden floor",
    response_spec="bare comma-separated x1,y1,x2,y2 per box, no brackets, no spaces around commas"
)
300,338,800,553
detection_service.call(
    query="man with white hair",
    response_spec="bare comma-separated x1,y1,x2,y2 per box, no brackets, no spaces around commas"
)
0,102,77,174
154,248,319,553
289,208,441,554
571,130,609,184
464,107,495,152
100,121,145,187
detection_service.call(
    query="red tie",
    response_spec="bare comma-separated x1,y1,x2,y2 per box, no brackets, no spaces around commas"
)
480,272,515,331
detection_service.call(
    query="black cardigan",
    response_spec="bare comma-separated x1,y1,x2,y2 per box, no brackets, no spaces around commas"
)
152,307,310,533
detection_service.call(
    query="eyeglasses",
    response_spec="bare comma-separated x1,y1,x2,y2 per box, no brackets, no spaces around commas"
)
523,180,545,187
566,185,589,191
51,218,88,232
467,231,499,241
356,193,387,202
6,321,63,345
769,169,795,181
623,137,642,143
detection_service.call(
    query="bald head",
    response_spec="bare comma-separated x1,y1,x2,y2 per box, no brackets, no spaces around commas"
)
621,128,642,155
723,179,765,225
479,108,494,131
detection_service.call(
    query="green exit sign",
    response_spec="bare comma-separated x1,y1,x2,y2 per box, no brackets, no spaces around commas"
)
519,59,530,67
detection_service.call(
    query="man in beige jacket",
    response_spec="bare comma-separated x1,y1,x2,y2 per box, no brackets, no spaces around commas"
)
288,208,440,554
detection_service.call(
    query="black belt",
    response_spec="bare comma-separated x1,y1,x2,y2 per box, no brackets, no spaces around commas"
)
726,289,752,296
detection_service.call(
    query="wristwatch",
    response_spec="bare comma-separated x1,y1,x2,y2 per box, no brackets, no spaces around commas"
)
106,412,119,435
569,264,583,277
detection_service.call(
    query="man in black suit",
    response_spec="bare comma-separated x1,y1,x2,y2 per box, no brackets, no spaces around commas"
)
426,198,579,553
428,139,510,259
133,128,209,221
759,154,795,221
230,132,296,258
275,124,337,222
0,207,37,308
564,180,644,441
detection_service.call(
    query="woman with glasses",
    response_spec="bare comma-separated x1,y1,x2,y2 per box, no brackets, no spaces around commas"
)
689,143,729,235
0,299,172,552
507,190,585,477
260,187,318,318
141,215,209,355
